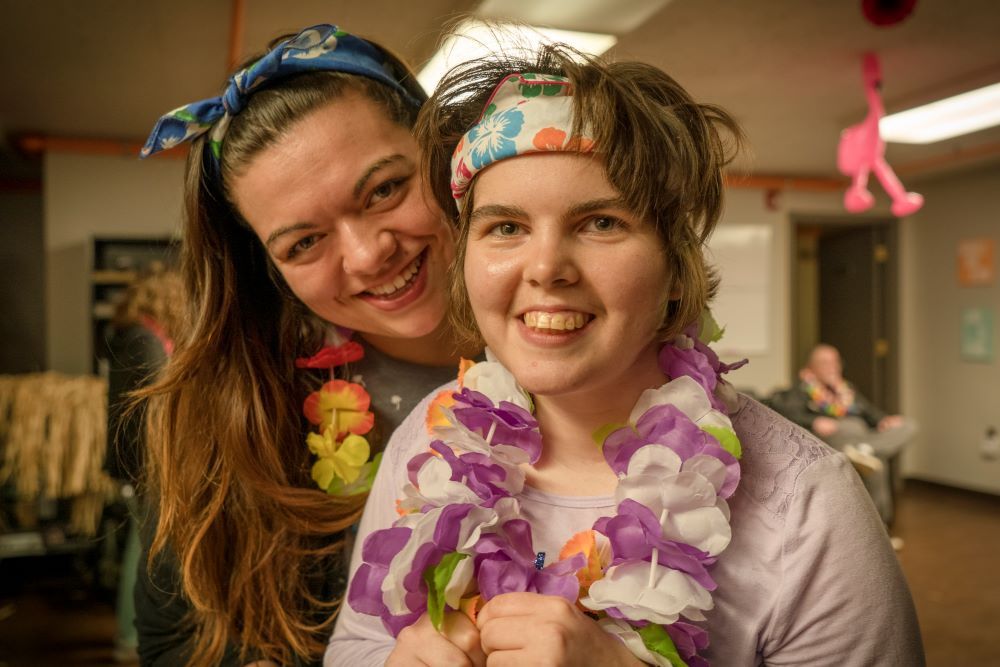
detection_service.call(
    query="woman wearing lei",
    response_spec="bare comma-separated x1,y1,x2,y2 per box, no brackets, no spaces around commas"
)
137,24,480,666
329,46,924,665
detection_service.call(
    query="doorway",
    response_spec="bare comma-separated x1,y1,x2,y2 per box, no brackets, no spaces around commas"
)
792,218,900,413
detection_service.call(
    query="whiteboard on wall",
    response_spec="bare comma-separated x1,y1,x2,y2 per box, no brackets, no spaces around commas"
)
706,224,772,355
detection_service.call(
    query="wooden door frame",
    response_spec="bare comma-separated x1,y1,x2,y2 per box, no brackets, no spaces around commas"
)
790,215,900,413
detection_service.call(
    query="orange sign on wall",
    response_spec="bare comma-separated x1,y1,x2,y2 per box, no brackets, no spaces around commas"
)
957,238,996,287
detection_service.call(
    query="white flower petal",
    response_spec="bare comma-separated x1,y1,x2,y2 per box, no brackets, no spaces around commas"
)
624,444,683,478
630,376,713,424
682,454,727,494
443,555,476,610
582,560,713,624
462,360,532,411
669,505,732,555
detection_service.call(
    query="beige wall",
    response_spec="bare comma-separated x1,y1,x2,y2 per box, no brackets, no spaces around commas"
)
713,187,892,396
713,167,999,494
900,164,1000,494
43,152,184,374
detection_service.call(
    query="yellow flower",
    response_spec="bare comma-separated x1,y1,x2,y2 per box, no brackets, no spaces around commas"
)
308,428,371,489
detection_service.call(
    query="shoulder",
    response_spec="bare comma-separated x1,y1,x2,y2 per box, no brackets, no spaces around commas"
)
382,379,460,469
729,394,846,518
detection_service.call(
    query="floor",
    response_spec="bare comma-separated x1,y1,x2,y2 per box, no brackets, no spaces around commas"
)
893,480,1000,665
0,480,997,666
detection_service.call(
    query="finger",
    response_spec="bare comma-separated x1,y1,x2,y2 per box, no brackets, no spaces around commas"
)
479,614,538,653
392,619,475,667
442,610,488,667
484,648,532,667
476,592,564,629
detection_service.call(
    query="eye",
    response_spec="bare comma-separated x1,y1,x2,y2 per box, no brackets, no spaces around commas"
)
286,233,321,260
585,216,624,233
489,221,522,237
368,177,406,207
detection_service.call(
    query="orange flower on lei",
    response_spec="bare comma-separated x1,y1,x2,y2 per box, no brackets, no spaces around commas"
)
425,358,477,433
304,379,375,439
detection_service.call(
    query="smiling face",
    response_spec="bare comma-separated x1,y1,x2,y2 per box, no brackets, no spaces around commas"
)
229,91,454,354
464,152,674,400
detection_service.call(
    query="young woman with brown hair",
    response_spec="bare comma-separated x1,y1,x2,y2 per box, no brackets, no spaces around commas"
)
137,25,477,666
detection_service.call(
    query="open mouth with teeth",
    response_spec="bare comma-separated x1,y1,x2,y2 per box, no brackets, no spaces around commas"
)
363,250,425,299
522,310,592,333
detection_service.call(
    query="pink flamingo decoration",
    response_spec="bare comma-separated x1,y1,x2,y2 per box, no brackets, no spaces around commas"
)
837,53,924,217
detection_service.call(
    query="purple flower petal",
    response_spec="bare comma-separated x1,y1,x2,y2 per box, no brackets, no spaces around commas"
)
451,389,542,463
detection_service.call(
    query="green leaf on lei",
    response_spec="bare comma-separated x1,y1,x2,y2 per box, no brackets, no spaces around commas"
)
423,552,469,631
702,425,742,459
699,308,725,344
638,624,688,667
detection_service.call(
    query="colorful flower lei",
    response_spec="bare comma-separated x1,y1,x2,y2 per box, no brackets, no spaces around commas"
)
297,340,381,495
799,369,855,418
348,312,746,666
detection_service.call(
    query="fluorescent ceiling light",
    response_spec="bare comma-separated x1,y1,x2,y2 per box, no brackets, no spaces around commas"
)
476,0,672,35
417,19,617,94
880,82,1000,144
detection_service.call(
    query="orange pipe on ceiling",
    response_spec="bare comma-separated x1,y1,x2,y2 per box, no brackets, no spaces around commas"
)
227,0,246,71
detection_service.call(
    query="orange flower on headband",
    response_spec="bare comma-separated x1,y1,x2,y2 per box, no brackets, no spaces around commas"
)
532,128,597,153
533,127,568,151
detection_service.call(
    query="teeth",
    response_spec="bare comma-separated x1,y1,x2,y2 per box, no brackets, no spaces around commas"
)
367,255,422,296
522,311,587,332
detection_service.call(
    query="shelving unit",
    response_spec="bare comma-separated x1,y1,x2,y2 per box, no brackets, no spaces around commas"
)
90,237,177,374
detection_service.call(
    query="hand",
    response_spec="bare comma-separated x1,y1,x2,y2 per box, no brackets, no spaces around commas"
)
812,416,840,438
387,610,486,667
878,415,904,432
476,592,643,667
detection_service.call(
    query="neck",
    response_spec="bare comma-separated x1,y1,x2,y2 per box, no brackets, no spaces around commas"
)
527,344,667,494
360,322,481,367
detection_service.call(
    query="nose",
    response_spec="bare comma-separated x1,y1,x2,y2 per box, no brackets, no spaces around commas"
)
522,230,579,288
339,217,397,277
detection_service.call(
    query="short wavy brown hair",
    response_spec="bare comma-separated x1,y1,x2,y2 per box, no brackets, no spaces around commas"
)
416,44,743,345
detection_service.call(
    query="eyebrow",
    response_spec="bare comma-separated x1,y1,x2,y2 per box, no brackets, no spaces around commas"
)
469,197,629,225
566,197,629,217
353,154,409,199
469,204,528,224
265,221,317,250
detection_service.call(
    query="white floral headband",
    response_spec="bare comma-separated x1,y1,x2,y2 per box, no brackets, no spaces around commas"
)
449,73,595,210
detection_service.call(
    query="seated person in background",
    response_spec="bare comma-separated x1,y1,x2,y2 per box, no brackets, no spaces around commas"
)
771,343,916,525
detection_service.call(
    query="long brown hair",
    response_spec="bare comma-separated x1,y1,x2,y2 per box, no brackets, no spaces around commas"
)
416,44,743,346
141,37,426,666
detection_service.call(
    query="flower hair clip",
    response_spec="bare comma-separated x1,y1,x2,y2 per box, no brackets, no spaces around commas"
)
296,339,381,495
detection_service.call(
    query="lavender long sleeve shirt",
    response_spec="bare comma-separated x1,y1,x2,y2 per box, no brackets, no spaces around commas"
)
327,385,924,666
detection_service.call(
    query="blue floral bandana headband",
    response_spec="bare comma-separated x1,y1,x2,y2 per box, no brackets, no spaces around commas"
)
449,72,595,210
141,24,421,165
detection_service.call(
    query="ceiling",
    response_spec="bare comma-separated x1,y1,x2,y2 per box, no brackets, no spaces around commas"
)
2,0,999,182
